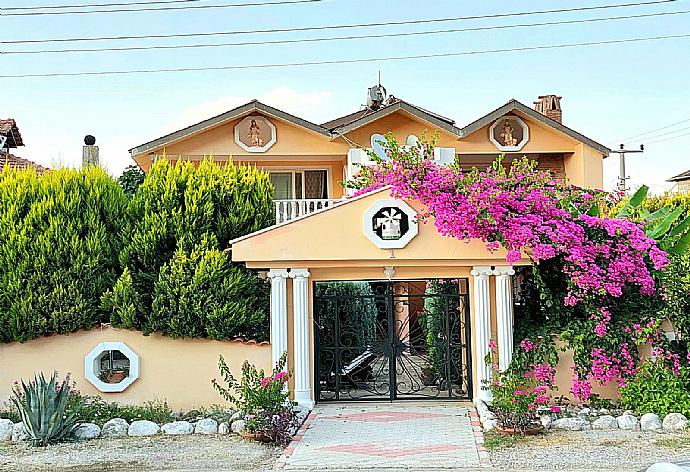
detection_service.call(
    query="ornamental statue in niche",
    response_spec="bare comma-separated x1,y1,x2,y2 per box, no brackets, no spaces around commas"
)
248,119,264,147
500,120,518,147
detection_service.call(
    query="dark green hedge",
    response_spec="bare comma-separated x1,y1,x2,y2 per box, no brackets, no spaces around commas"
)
0,159,273,343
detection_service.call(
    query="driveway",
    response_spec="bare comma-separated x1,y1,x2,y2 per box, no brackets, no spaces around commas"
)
276,402,488,470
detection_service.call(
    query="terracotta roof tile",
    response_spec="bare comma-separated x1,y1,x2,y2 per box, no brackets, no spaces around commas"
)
0,119,24,148
0,154,49,174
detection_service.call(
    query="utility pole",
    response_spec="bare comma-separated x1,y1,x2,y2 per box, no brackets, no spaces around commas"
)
613,144,644,194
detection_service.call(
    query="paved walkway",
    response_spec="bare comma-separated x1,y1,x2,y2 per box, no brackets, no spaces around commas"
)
276,402,489,470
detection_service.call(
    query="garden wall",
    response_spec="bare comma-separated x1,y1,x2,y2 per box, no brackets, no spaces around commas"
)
0,327,270,410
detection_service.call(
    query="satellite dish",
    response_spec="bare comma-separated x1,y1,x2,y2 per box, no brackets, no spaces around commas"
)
406,134,420,147
370,133,388,160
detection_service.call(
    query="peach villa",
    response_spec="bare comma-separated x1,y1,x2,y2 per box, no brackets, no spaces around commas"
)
0,86,610,409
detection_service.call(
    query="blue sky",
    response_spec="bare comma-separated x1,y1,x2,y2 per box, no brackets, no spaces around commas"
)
3,0,690,192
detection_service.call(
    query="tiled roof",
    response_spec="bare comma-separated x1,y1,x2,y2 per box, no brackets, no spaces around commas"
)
668,169,690,182
0,154,49,174
0,119,24,148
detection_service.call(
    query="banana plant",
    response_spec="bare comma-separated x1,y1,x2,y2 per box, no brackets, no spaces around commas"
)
616,185,690,254
10,372,80,446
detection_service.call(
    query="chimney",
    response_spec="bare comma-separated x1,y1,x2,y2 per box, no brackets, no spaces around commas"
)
534,95,562,123
82,135,100,167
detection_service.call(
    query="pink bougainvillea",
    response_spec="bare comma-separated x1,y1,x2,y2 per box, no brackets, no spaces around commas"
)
352,140,670,397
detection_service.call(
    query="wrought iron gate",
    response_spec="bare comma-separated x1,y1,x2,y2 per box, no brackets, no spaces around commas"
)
314,279,472,401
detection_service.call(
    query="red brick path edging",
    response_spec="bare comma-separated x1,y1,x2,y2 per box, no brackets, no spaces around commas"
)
274,411,317,470
468,406,492,467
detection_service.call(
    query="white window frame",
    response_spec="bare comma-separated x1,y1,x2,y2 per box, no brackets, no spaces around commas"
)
84,342,140,393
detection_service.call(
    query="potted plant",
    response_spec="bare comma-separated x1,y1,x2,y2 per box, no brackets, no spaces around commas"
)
420,364,438,386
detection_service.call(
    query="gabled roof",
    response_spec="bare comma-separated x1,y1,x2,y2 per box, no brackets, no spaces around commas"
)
129,100,331,156
461,99,610,155
326,98,464,137
0,154,48,174
668,169,690,182
0,119,24,148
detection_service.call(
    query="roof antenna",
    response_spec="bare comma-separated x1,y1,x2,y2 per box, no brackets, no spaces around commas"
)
378,70,381,86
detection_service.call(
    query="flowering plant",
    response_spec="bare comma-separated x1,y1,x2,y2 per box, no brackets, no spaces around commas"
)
212,352,298,445
350,133,671,396
485,340,555,431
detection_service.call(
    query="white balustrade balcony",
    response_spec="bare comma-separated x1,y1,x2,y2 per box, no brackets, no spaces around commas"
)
274,199,343,224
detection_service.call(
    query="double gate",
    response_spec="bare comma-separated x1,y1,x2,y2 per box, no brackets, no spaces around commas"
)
314,279,472,401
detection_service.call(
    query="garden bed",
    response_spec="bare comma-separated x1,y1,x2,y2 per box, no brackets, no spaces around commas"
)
0,434,281,471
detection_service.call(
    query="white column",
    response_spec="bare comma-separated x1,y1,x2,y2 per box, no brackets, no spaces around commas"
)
290,268,313,408
471,265,493,402
267,269,289,369
493,266,516,372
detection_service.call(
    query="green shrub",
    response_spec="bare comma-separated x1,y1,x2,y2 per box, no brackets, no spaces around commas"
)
0,401,21,423
74,396,173,426
121,158,273,312
147,235,269,340
101,267,144,329
11,372,81,446
117,164,145,197
620,360,690,417
0,166,128,342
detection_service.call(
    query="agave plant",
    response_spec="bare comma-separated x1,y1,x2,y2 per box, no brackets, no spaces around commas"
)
10,372,80,446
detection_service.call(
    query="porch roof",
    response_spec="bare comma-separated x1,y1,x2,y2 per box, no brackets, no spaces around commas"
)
229,187,526,269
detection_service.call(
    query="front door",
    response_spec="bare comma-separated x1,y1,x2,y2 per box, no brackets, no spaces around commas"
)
314,279,472,401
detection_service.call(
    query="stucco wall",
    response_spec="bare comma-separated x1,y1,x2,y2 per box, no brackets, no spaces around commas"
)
0,328,271,410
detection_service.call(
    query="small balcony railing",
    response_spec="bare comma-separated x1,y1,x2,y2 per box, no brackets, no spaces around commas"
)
274,199,343,224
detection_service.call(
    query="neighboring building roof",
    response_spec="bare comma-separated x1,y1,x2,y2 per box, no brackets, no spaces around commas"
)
0,153,49,174
129,100,331,156
668,169,690,182
0,119,24,148
326,98,463,137
461,99,610,155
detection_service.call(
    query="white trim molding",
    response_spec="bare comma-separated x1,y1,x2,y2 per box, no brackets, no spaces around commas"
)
489,115,529,152
84,342,140,393
363,199,419,250
290,268,314,408
471,266,493,402
493,266,516,372
268,269,289,369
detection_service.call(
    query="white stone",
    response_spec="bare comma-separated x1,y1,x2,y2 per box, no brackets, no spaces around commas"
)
579,407,591,417
551,417,591,431
0,419,14,441
162,421,194,435
218,422,230,435
540,414,553,429
599,408,611,416
128,420,160,437
230,411,244,422
592,415,619,430
663,413,689,431
101,418,129,438
73,423,101,441
641,413,662,431
231,420,246,434
646,463,689,472
617,414,640,430
483,419,498,431
194,418,218,434
12,422,28,442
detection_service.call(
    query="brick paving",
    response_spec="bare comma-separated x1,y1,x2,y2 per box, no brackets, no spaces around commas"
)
276,402,487,470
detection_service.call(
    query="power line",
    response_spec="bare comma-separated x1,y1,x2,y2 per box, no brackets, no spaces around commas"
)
0,0,322,16
1,0,678,36
645,130,690,144
2,32,689,78
609,116,690,143
5,9,689,55
2,0,203,11
628,125,690,141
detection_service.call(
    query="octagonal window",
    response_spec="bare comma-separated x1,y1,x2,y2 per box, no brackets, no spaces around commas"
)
489,116,529,152
85,342,139,393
